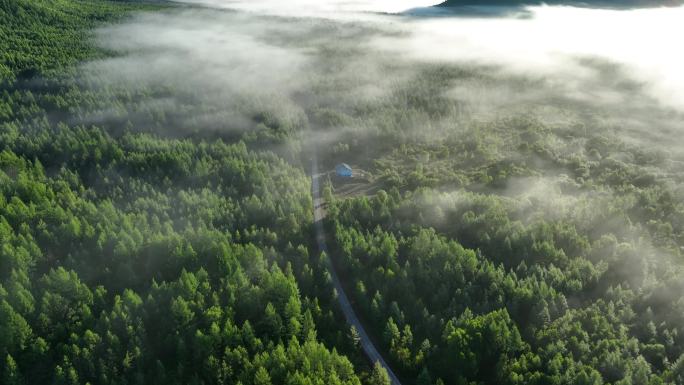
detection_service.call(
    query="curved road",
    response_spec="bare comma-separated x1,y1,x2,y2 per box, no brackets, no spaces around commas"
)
311,152,402,385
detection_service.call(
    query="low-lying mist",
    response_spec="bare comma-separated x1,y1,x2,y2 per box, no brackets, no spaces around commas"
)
83,0,684,208
78,0,684,376
86,0,684,140
9,1,684,382
173,0,684,108
392,5,684,111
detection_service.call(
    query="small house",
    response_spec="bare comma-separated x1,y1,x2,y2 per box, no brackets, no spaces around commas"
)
335,163,353,177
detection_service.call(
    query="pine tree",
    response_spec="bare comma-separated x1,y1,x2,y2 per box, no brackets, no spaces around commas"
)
368,362,390,385
3,354,23,385
254,367,272,385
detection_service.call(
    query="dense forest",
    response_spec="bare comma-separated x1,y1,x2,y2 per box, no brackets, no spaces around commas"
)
2,0,684,385
0,1,379,384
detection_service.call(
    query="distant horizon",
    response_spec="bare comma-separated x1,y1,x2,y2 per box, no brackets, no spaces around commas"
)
437,0,684,9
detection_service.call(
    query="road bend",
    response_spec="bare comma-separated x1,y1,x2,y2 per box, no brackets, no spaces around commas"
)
311,152,403,385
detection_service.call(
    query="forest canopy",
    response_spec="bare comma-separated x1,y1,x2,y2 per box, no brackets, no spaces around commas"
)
2,0,684,385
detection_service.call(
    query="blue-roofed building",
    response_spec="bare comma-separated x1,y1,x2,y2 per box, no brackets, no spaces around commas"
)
335,163,353,177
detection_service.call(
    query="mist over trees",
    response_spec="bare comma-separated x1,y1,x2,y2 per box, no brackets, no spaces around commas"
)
2,0,684,385
0,1,362,384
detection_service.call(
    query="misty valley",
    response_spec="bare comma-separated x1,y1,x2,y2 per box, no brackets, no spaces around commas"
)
1,0,684,385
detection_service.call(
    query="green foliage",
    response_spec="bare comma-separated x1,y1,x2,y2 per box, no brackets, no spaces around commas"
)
368,362,391,385
0,1,364,384
327,136,684,384
0,0,156,82
4,0,684,384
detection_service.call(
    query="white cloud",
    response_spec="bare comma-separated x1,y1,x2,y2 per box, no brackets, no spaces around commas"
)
374,5,684,110
175,0,684,110
175,0,441,16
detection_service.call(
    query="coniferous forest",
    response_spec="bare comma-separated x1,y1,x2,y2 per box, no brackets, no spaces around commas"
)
2,1,684,385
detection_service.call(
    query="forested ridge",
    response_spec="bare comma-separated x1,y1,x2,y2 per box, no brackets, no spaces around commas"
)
2,0,684,385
